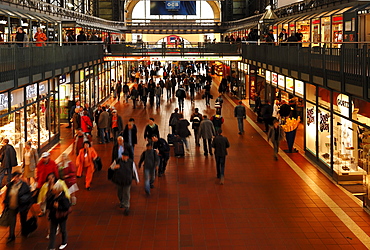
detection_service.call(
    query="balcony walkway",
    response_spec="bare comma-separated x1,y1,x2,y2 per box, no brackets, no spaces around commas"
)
0,79,369,249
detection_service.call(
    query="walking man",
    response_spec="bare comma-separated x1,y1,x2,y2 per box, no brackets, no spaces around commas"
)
151,135,170,177
0,139,18,186
175,85,186,112
198,115,216,156
212,129,230,185
267,119,285,160
234,101,246,135
138,143,159,195
110,151,139,216
190,108,202,147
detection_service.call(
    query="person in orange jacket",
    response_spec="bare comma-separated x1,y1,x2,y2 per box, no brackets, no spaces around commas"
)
36,152,59,189
76,141,98,190
34,27,47,47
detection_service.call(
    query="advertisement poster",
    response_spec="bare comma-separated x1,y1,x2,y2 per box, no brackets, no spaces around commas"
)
150,1,196,15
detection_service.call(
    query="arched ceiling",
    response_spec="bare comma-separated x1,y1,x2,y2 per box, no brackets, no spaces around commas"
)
125,0,220,21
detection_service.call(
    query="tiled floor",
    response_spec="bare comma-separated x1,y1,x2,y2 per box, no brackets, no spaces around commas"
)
1,81,370,249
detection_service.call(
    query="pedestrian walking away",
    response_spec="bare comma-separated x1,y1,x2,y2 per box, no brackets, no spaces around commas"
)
212,129,230,185
198,115,216,156
190,108,203,147
234,101,246,135
110,151,139,215
267,119,285,160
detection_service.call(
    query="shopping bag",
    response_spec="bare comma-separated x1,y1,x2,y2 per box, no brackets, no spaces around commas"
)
0,208,10,227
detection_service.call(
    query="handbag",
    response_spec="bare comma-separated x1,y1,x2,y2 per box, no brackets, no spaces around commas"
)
56,207,72,219
107,160,116,180
93,157,102,171
0,208,10,227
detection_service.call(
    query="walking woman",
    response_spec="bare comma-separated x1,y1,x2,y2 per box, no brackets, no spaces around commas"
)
58,153,78,205
22,141,38,185
47,182,71,250
76,141,98,190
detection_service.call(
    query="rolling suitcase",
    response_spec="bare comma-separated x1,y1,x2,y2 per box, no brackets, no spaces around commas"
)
167,134,175,146
173,137,185,157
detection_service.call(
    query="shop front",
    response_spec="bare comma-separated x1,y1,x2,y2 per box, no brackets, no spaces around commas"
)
304,84,370,204
0,79,60,160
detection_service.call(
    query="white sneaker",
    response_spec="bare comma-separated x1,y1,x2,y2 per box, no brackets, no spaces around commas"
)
59,243,68,249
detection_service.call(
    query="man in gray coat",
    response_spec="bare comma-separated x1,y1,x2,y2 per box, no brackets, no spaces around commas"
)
198,115,216,156
98,106,109,144
234,101,246,135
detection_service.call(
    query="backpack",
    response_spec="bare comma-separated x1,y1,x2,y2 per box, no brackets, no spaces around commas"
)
192,116,201,128
175,89,182,98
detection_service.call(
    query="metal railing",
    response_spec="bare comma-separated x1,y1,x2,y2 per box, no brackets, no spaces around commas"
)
242,42,370,99
109,42,241,56
0,43,104,89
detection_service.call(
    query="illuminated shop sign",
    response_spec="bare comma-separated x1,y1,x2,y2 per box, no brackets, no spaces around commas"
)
0,93,8,111
265,70,271,83
295,80,304,97
278,74,285,89
272,72,278,86
286,77,293,93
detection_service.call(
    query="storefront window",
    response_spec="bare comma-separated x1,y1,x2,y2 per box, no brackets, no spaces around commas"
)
321,16,331,44
286,77,294,93
296,20,310,42
318,87,330,109
306,101,317,155
311,18,320,44
295,80,304,97
306,83,316,102
332,15,343,47
318,107,331,167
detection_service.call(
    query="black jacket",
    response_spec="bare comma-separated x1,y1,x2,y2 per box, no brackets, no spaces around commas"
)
46,191,70,221
212,135,230,157
176,119,191,138
112,143,134,162
144,124,159,140
0,144,18,168
122,124,138,146
112,159,134,186
4,180,31,212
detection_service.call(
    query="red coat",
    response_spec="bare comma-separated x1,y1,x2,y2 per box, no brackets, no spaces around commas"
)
81,115,93,133
58,161,76,188
36,159,59,189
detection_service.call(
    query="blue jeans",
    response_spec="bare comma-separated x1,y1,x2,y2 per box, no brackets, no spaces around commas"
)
156,95,161,107
99,128,108,143
144,168,155,194
237,118,244,133
181,137,189,149
215,156,226,178
178,98,184,111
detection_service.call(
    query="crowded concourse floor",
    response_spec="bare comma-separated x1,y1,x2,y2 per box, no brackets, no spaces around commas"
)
0,80,369,249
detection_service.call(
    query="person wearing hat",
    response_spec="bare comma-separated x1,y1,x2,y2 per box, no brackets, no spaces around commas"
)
3,171,32,242
110,150,139,216
109,109,123,143
73,128,92,156
76,141,98,190
22,141,39,185
0,139,18,186
36,152,59,190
